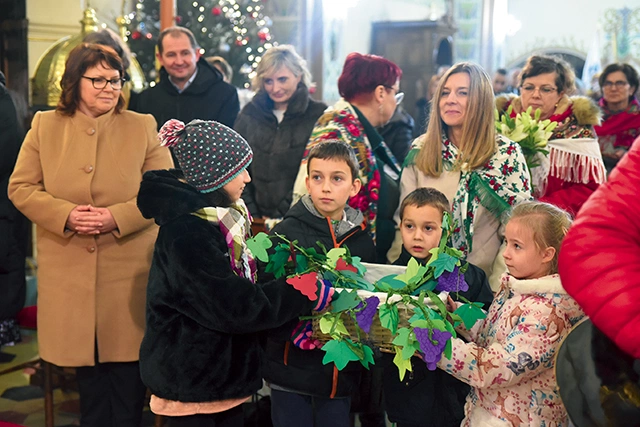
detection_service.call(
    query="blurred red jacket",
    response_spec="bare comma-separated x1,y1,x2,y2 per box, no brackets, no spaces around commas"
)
559,137,640,358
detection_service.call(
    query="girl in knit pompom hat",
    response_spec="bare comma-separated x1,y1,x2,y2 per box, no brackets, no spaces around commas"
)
136,119,333,426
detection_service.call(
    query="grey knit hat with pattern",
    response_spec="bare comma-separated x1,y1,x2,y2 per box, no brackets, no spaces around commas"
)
158,119,253,193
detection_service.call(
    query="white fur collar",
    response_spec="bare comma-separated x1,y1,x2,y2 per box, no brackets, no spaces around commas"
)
502,273,567,295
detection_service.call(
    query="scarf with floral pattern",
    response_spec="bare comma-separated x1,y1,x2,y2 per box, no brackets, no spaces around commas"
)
292,99,400,241
407,135,532,255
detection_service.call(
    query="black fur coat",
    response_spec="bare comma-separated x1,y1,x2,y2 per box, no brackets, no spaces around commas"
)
137,169,314,403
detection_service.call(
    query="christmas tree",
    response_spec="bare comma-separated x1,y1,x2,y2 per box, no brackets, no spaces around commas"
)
126,0,275,88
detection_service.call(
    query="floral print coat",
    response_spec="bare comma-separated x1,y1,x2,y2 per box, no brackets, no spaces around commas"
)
438,274,584,427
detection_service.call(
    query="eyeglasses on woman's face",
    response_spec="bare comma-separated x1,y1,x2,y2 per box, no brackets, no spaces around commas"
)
384,85,404,105
82,76,125,90
520,84,557,96
602,80,629,90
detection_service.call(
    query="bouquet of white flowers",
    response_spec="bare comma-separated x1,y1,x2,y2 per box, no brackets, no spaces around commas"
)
496,105,558,169
496,105,558,195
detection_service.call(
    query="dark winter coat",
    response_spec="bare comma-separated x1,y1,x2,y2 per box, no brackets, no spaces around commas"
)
378,106,415,164
234,85,327,218
382,248,494,427
263,197,376,398
0,72,27,321
130,57,239,136
137,169,315,403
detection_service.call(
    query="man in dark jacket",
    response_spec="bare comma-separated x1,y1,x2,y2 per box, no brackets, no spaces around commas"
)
0,71,28,349
130,26,240,164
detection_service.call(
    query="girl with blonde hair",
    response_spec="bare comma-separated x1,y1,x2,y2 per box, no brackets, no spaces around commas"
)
438,201,584,426
389,62,532,286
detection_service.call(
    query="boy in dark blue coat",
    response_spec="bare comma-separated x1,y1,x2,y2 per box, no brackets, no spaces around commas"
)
265,141,376,427
384,187,493,427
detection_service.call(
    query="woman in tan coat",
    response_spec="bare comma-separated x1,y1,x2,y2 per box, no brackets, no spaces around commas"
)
8,44,173,427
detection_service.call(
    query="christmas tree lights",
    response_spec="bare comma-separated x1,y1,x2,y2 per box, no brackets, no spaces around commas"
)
126,0,275,88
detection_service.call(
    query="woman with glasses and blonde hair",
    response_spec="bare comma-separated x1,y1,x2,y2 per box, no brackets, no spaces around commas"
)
291,52,404,263
8,43,173,427
234,44,326,222
594,63,640,170
496,54,606,215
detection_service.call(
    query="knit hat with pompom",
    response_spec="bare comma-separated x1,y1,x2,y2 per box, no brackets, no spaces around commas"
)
158,119,253,193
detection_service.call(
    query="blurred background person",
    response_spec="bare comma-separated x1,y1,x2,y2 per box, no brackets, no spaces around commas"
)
0,71,28,352
83,28,134,108
234,45,326,223
206,55,233,83
292,52,403,264
594,63,640,171
506,67,522,94
378,102,415,164
389,62,531,284
8,44,173,427
496,54,606,216
206,55,254,110
492,68,508,94
414,66,448,137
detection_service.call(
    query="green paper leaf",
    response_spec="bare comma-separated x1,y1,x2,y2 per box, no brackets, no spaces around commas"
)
412,279,438,295
340,270,374,291
319,315,349,337
379,303,399,335
426,247,440,265
430,253,458,278
359,344,375,369
392,327,413,347
408,311,426,324
330,290,361,313
427,290,449,318
393,346,413,381
401,340,421,360
409,265,429,286
444,337,453,360
245,232,272,262
265,247,290,278
295,254,309,274
410,319,430,329
321,339,361,370
395,257,421,284
376,274,408,292
454,303,487,330
351,256,367,275
327,248,347,267
322,270,339,283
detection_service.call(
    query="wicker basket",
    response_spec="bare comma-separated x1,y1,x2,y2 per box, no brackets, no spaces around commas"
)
311,290,448,353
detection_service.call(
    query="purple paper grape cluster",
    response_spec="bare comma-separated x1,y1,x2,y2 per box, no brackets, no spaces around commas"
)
435,267,469,293
414,328,452,370
355,296,380,334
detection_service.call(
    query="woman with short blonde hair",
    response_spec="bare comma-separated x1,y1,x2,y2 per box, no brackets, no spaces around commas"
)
234,44,325,220
251,44,312,90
